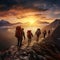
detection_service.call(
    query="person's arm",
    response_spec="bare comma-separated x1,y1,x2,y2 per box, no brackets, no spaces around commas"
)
31,33,33,37
23,32,25,39
40,30,41,34
15,30,17,37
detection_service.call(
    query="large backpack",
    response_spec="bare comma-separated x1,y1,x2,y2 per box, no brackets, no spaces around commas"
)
27,30,32,38
15,26,22,38
36,29,41,36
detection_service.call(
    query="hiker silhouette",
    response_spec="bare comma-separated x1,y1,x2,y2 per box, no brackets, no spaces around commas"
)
43,30,47,38
22,28,25,40
27,30,33,46
15,26,25,47
35,28,41,42
48,30,51,36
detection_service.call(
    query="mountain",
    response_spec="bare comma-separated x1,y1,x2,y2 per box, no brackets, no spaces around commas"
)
51,25,60,47
0,20,11,26
49,19,60,28
0,20,22,27
42,19,60,32
52,25,60,39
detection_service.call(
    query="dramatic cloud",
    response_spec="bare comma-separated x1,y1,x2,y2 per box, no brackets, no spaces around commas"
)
0,0,60,10
0,0,60,23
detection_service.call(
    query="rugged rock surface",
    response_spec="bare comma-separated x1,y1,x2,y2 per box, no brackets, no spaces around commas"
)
0,26,60,60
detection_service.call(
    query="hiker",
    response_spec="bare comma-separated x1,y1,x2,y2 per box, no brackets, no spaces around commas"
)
48,30,51,36
22,28,25,40
27,30,33,46
43,30,47,38
15,26,25,47
35,28,41,42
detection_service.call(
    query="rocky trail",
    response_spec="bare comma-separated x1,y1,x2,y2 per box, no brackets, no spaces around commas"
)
0,25,60,60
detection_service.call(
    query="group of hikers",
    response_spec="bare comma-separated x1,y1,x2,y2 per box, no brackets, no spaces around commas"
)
15,26,51,48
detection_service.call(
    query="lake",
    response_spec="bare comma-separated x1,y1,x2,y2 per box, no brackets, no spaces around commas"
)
0,25,47,50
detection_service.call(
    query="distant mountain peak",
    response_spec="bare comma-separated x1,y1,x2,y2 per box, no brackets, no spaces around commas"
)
0,20,11,26
0,20,10,24
42,19,60,32
55,19,60,21
50,19,60,27
54,19,60,23
0,20,22,27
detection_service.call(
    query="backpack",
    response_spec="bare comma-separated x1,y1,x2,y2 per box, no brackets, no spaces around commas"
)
27,30,32,38
15,26,22,38
36,29,41,36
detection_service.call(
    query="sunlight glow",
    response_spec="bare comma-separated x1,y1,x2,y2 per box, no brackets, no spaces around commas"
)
21,16,37,26
27,16,36,25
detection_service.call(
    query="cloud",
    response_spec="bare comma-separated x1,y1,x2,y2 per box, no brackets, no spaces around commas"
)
0,0,60,23
0,0,60,12
39,21,49,24
0,0,60,10
0,0,48,11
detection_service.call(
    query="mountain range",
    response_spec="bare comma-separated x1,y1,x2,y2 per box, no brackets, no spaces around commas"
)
52,25,60,39
0,20,22,26
42,19,60,32
0,20,49,27
0,20,11,26
0,19,60,30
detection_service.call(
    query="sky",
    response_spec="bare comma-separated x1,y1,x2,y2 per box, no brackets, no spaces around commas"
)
0,0,60,24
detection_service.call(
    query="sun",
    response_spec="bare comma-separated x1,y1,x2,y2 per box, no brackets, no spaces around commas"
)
28,16,36,25
21,16,37,26
29,19,35,25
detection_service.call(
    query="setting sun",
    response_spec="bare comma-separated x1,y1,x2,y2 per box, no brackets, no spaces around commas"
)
27,16,36,25
28,19,35,25
20,16,37,26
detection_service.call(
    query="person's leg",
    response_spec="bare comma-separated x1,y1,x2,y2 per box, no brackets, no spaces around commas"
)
43,34,45,38
17,38,19,46
28,39,29,46
28,38,31,46
19,38,22,48
36,35,38,41
37,35,39,42
44,34,45,38
44,34,46,38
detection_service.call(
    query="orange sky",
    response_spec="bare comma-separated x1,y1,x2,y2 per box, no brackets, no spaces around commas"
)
0,8,54,26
